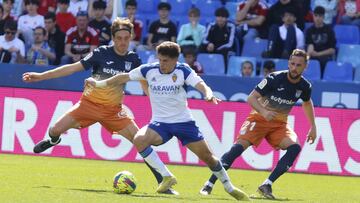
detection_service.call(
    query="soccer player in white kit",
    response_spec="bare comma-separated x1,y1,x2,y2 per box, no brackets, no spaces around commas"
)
85,41,249,200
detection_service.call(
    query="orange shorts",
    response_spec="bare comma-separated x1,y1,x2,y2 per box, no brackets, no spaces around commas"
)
236,114,297,149
66,97,134,134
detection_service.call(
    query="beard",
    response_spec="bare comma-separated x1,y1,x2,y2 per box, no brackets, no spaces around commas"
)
288,71,301,80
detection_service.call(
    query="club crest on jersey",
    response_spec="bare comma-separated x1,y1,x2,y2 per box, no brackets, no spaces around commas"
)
172,73,177,82
125,61,132,71
295,90,302,98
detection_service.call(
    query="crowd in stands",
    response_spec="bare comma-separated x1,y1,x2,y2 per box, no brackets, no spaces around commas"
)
0,0,359,82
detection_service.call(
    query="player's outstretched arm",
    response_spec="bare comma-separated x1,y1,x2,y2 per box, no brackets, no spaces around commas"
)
85,73,131,88
302,99,317,144
195,81,221,104
23,61,85,83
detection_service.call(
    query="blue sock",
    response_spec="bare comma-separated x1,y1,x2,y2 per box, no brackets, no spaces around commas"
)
140,147,163,184
268,144,301,183
208,144,244,184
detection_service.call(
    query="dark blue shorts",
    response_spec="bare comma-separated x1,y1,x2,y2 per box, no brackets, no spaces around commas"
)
148,121,204,146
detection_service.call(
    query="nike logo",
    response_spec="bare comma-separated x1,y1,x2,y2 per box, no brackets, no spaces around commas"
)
277,88,285,91
106,61,114,65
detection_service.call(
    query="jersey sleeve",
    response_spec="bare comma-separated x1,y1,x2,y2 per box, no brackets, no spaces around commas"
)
80,48,101,70
255,74,275,96
300,82,312,102
129,66,146,80
183,64,203,87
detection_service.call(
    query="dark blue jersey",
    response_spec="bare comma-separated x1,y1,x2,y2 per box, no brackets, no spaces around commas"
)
255,71,312,114
80,45,142,80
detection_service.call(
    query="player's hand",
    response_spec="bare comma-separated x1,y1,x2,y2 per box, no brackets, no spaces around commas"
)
261,109,277,121
84,77,97,88
205,95,221,104
306,126,317,144
22,72,43,82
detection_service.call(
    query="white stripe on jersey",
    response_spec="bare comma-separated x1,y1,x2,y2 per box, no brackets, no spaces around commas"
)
129,62,203,123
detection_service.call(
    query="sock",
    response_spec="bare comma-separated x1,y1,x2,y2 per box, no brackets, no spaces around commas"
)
140,147,172,177
144,161,163,184
211,161,234,193
49,132,60,144
208,144,244,185
262,179,273,186
268,144,301,183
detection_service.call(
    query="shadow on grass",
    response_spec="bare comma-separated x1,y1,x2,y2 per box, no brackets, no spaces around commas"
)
34,185,231,201
250,195,303,201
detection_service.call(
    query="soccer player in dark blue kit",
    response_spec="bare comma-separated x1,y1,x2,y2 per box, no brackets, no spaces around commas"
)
23,17,178,195
200,49,317,199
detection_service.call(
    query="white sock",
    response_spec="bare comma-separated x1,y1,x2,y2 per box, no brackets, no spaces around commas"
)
262,179,273,186
143,149,173,177
205,181,214,188
212,166,234,193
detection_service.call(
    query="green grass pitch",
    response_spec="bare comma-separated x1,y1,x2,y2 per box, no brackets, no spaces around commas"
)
0,154,359,203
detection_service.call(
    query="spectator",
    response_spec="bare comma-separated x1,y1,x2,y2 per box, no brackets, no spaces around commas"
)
263,8,304,59
183,47,204,74
314,0,338,24
124,0,143,51
1,0,16,21
177,7,206,51
306,6,336,77
26,26,55,65
266,0,305,30
0,0,23,19
201,7,235,68
240,60,254,77
146,2,177,50
338,0,360,26
61,11,99,64
88,0,113,19
37,0,56,16
44,12,66,65
0,20,25,63
17,0,45,48
235,0,268,41
89,0,111,46
263,60,275,77
0,5,4,35
68,0,89,17
56,0,76,33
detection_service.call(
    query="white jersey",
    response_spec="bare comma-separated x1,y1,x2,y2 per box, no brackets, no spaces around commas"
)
129,62,203,123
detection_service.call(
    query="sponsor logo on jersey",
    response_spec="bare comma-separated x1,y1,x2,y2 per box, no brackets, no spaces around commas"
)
103,68,124,75
270,95,295,105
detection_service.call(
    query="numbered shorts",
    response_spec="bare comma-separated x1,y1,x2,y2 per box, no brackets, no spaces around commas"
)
148,121,204,146
236,114,297,149
67,97,134,134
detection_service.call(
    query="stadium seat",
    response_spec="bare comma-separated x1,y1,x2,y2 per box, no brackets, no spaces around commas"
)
241,38,268,58
194,0,223,17
354,68,360,82
136,50,156,63
303,60,321,81
227,56,257,76
323,61,353,82
167,0,192,16
197,53,225,75
137,0,158,14
334,25,360,45
337,44,360,69
225,2,239,21
263,58,288,71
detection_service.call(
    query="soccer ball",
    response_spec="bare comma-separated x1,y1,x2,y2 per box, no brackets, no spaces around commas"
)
113,171,137,194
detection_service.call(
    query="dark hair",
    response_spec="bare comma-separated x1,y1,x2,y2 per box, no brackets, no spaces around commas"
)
241,61,253,70
290,49,309,62
25,0,40,6
188,7,200,17
4,20,17,31
156,41,180,58
126,0,137,7
34,26,46,35
3,0,15,4
57,0,70,4
182,46,197,57
158,2,171,11
263,60,275,70
282,7,296,17
314,6,325,16
93,0,107,10
44,12,56,21
76,11,88,17
215,7,229,18
0,4,3,13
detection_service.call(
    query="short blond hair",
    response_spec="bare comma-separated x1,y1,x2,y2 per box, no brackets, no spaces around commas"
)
290,49,309,62
111,17,134,37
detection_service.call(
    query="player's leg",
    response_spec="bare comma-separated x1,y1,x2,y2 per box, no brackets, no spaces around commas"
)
133,124,177,193
258,126,301,199
186,140,250,201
